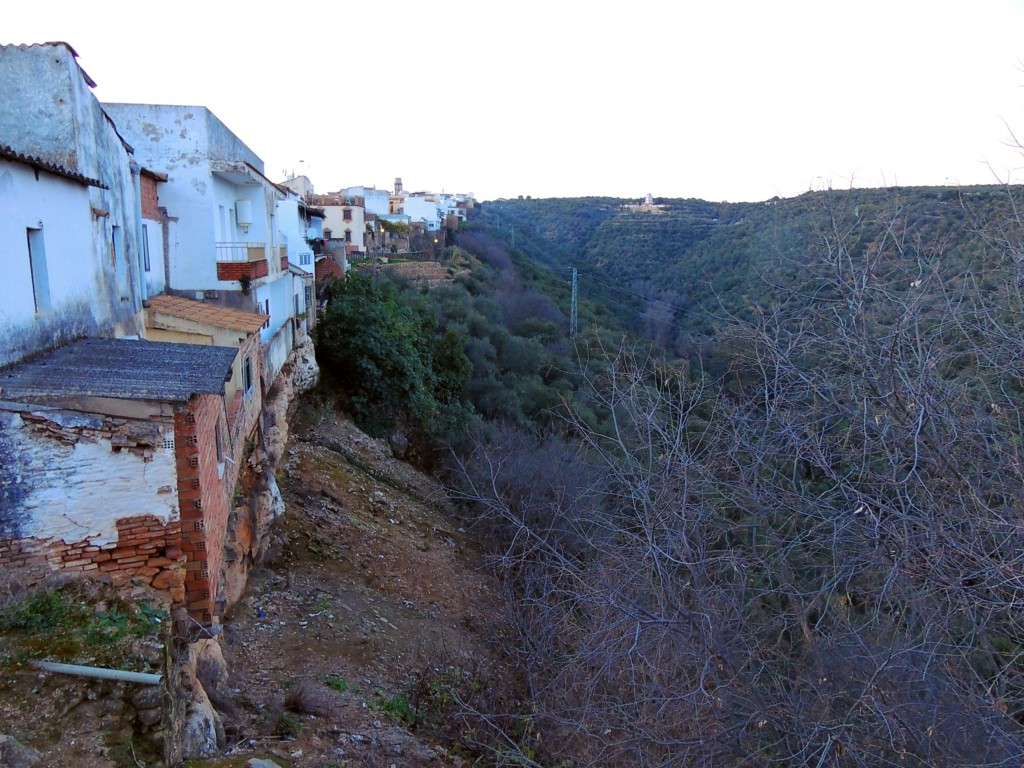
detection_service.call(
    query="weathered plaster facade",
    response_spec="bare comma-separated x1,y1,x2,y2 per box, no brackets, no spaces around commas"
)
315,194,367,254
0,339,239,623
0,43,146,367
102,103,297,354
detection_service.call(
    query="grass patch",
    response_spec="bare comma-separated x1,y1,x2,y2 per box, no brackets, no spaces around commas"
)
0,584,167,669
377,692,415,725
325,675,358,694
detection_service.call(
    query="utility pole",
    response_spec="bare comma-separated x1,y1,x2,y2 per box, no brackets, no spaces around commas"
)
570,267,578,337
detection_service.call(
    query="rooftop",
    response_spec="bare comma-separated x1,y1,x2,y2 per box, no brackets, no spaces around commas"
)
0,338,238,403
146,294,268,334
0,143,106,188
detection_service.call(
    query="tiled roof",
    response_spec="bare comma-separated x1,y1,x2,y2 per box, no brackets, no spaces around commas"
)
315,257,345,283
0,143,106,188
0,338,237,403
147,294,268,334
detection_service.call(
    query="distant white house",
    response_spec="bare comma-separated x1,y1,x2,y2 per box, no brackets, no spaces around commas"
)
0,43,146,368
280,175,314,200
403,194,443,231
345,185,390,217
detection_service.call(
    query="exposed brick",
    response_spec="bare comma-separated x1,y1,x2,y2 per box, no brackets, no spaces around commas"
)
216,259,268,281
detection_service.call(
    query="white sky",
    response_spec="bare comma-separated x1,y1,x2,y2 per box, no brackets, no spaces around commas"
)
5,0,1024,202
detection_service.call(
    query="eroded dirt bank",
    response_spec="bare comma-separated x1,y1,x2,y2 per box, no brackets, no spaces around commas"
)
209,411,515,767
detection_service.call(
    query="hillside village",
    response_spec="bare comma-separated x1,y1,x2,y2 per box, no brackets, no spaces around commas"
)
0,41,476,765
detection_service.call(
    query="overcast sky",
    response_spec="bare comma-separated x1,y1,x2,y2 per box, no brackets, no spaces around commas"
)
5,0,1024,202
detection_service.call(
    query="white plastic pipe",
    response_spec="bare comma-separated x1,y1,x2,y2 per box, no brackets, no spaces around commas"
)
34,661,162,685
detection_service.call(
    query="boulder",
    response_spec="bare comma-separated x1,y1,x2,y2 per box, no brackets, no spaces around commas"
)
0,735,41,768
180,684,223,759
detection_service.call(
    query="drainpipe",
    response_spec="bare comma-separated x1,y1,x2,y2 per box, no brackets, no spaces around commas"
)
130,159,149,307
34,660,162,686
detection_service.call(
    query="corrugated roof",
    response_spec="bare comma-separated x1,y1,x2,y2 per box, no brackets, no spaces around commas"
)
0,338,237,403
147,294,268,334
0,143,107,188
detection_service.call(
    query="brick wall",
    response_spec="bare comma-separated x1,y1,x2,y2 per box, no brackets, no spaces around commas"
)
0,516,184,598
141,174,160,220
0,408,185,596
216,259,269,282
174,395,231,624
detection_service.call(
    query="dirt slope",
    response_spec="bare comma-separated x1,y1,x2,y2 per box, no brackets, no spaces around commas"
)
212,411,514,767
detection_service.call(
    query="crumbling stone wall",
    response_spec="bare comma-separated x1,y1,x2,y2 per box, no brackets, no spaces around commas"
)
0,407,184,595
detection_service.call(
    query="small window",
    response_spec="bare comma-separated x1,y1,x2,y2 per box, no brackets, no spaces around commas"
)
344,229,352,243
343,208,352,222
243,356,253,394
215,421,225,478
26,227,51,313
111,224,126,290
141,224,151,272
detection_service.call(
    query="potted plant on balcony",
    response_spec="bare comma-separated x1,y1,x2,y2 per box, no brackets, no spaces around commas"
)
239,275,252,295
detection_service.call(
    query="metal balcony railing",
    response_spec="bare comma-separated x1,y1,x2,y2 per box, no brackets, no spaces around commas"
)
216,242,266,262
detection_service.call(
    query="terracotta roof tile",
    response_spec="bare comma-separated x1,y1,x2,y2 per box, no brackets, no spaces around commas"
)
146,294,268,334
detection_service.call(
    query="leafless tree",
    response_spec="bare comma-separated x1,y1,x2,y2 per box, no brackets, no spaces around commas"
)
450,191,1024,767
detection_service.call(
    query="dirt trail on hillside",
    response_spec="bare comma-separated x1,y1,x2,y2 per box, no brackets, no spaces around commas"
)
216,412,513,767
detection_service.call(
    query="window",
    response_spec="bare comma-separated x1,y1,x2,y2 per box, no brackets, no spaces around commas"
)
343,208,352,222
300,253,311,266
141,224,151,272
243,355,253,394
344,229,352,243
111,224,126,293
26,227,51,313
215,420,225,478
260,297,271,330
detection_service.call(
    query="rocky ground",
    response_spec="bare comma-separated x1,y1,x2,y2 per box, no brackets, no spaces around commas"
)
200,411,516,767
0,409,518,768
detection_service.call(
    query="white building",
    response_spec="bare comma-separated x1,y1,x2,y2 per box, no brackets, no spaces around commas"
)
280,175,314,200
275,189,323,334
345,185,390,217
102,103,300,380
403,194,443,231
0,43,146,367
314,193,367,255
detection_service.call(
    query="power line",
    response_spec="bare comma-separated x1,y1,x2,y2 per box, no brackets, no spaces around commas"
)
576,270,689,316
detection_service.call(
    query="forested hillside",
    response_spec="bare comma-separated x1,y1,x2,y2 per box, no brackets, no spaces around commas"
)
314,183,1024,767
476,186,1023,371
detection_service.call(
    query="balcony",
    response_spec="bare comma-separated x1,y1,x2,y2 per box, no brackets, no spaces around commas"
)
216,242,267,262
217,241,268,283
